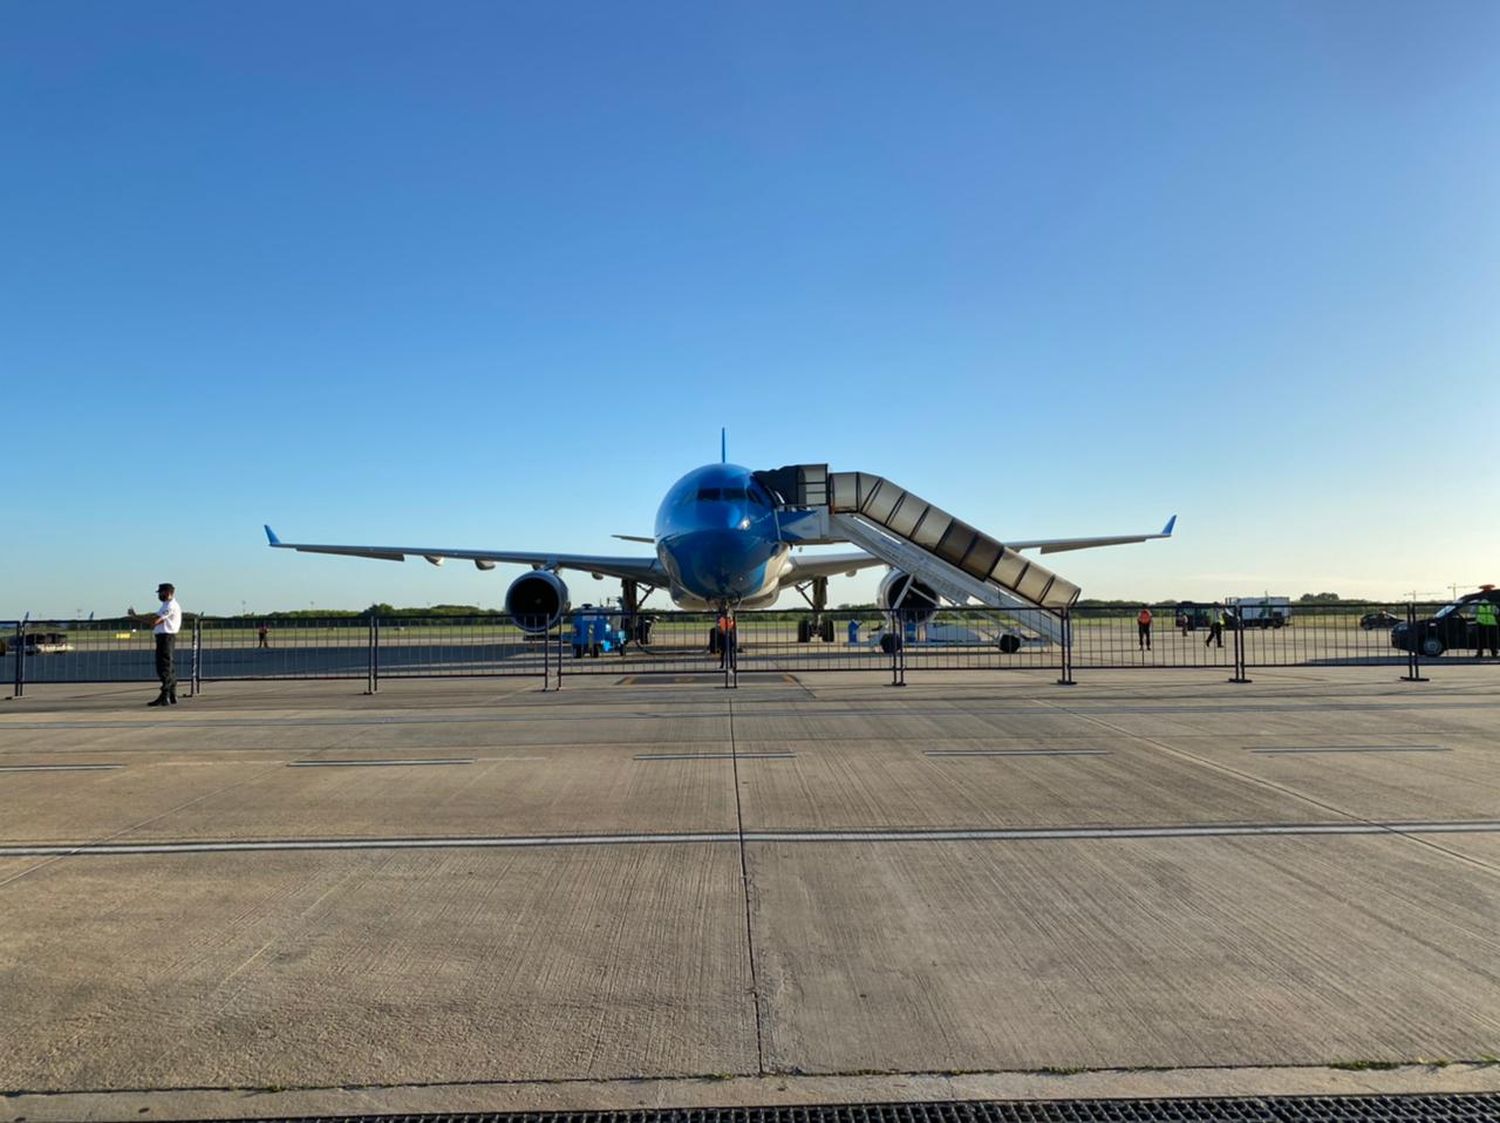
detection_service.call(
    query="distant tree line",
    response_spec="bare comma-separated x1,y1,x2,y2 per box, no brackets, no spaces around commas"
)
234,604,508,620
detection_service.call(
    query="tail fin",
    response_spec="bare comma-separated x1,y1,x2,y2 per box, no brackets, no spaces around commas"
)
720,427,727,464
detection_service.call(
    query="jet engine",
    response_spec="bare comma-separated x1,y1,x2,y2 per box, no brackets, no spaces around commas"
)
504,571,570,633
877,570,941,622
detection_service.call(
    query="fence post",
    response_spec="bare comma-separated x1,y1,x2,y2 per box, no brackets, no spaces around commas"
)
11,620,22,699
1055,608,1075,686
1402,602,1428,682
541,617,550,691
191,617,202,697
888,610,906,687
556,616,564,692
368,616,380,694
1229,608,1251,684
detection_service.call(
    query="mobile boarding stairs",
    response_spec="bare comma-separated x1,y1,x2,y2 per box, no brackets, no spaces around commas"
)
754,464,1080,646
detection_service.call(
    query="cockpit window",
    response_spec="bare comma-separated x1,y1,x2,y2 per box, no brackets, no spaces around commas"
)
697,485,753,502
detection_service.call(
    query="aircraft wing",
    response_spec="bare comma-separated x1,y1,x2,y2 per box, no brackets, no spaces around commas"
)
783,515,1175,580
264,526,665,583
1007,515,1177,555
784,551,886,581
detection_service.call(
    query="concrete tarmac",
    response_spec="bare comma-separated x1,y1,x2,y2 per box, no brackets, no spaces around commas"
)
1,667,1498,1120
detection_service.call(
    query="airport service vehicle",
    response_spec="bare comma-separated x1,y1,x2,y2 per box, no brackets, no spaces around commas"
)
1360,610,1401,630
1390,588,1500,657
570,606,628,657
266,437,1175,646
1226,596,1292,628
869,616,1027,655
1,631,74,655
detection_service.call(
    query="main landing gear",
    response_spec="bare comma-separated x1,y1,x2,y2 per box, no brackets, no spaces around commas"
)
793,576,836,643
797,617,837,643
619,578,659,647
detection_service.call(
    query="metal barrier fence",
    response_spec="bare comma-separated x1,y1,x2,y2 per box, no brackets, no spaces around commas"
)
3,602,1495,696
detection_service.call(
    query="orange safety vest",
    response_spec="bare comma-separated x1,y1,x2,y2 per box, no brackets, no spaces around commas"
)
717,615,735,632
1138,609,1152,626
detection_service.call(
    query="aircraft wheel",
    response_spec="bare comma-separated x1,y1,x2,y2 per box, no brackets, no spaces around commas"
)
998,634,1022,655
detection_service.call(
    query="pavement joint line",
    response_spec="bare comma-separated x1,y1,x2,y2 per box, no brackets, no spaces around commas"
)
287,758,476,767
0,747,297,890
6,696,1500,730
922,749,1111,757
1248,745,1449,754
0,763,125,772
6,819,1500,857
635,752,796,760
1031,696,1500,879
727,694,768,1077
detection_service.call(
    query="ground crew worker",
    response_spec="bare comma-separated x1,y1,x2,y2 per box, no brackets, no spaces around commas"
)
1205,605,1225,649
127,583,182,706
716,610,737,669
1476,598,1499,659
1137,606,1153,650
257,622,270,649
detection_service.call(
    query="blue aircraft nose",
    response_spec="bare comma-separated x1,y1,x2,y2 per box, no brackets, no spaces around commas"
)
667,528,777,601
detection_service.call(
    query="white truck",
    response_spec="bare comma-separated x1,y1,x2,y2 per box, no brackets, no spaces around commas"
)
1227,596,1292,628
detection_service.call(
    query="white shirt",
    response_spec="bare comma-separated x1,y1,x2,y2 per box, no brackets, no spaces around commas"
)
154,598,182,635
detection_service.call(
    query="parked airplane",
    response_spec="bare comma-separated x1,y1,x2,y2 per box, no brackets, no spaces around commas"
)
265,453,1172,633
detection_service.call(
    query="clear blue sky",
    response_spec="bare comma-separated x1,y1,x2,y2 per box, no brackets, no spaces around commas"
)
5,1,1497,618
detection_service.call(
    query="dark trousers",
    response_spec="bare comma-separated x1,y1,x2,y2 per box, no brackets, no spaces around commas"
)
1206,623,1223,648
155,633,177,696
1480,624,1499,657
1138,623,1151,649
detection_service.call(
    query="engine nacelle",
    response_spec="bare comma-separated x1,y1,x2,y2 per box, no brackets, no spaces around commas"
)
877,570,941,622
504,571,570,633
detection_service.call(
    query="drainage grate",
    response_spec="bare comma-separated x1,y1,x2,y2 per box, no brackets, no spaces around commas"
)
202,1093,1500,1123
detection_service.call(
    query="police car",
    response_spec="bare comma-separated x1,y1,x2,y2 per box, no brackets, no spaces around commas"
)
1390,587,1500,657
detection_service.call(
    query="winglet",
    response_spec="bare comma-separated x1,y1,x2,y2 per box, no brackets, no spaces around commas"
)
1162,515,1177,537
264,524,282,547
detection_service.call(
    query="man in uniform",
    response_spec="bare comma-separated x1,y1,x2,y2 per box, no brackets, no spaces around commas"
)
1137,606,1153,651
128,583,183,706
1205,605,1225,649
1476,597,1499,659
